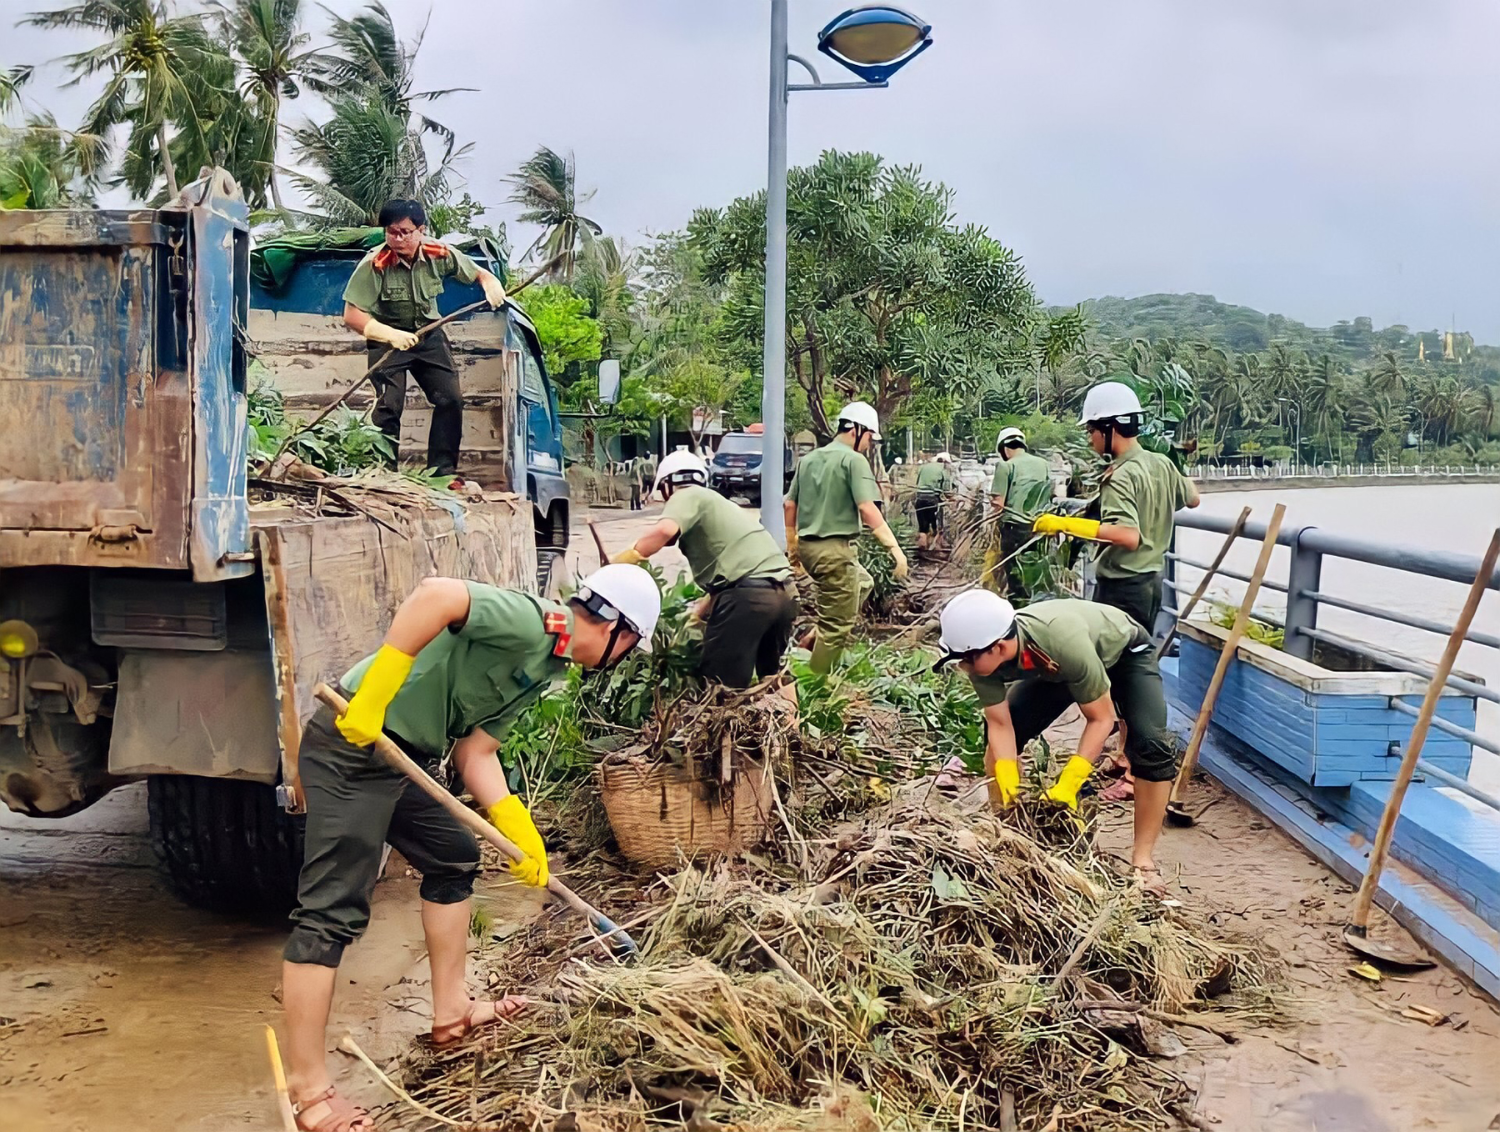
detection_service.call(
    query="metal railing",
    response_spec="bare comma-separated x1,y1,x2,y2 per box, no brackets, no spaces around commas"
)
1164,511,1500,803
1193,462,1496,481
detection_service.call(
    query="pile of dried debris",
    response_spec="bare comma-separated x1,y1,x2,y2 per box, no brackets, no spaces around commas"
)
397,801,1281,1132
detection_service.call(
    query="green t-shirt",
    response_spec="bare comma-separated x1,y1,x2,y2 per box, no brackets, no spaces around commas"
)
915,462,951,494
1097,445,1198,578
967,598,1145,707
990,451,1053,526
342,242,482,331
787,440,880,539
662,485,791,591
342,583,570,753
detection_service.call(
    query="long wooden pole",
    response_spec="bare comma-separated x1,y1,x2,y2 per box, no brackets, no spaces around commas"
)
312,684,637,956
1169,504,1286,808
1349,528,1500,930
1158,506,1252,658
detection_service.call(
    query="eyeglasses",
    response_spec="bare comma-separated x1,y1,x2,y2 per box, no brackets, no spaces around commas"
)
385,225,420,240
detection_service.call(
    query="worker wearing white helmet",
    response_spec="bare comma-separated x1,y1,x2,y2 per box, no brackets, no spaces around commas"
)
913,452,955,554
935,589,1178,891
784,401,908,674
1034,381,1199,636
284,563,660,1125
989,425,1054,598
612,450,797,688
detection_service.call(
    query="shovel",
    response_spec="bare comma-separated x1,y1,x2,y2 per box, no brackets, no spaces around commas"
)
1166,504,1286,827
313,683,639,959
1342,528,1500,971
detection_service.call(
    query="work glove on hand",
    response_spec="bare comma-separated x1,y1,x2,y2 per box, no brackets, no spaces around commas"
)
335,644,415,747
610,546,648,566
993,758,1021,808
784,528,802,573
361,317,420,352
1032,514,1100,541
871,522,909,581
1043,755,1095,811
480,273,508,309
486,795,550,887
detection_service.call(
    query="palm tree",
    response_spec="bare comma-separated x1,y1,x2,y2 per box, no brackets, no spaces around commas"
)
212,0,314,211
1369,350,1406,402
574,235,640,359
0,112,105,207
505,146,603,281
26,0,229,198
1302,353,1343,460
1,65,34,118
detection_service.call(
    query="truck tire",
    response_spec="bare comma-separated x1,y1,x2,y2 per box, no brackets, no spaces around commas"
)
148,775,304,918
536,547,563,597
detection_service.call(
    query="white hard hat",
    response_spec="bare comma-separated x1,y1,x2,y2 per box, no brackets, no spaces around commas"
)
936,590,1016,664
575,564,661,653
996,427,1026,452
653,449,708,497
1079,382,1144,425
836,400,881,439
934,451,953,463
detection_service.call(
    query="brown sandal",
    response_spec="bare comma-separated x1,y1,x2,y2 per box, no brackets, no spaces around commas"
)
292,1085,373,1132
429,995,530,1048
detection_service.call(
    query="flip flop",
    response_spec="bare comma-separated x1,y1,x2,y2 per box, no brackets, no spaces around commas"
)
292,1085,373,1132
429,995,531,1048
1132,866,1168,898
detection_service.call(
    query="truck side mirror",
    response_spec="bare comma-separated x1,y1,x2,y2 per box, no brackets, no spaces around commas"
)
598,360,621,406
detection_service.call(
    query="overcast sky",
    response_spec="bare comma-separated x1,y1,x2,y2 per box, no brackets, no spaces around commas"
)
9,0,1498,338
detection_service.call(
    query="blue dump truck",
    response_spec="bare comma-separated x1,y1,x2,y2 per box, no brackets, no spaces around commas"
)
0,171,560,913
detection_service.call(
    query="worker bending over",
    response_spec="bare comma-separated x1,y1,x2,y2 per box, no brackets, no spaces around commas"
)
784,402,908,674
937,590,1177,892
612,450,797,688
989,427,1054,597
342,199,509,478
914,452,953,554
281,565,660,1132
1033,383,1199,633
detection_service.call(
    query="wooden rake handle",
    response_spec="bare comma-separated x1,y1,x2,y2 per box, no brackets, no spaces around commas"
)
1158,505,1252,658
312,683,633,955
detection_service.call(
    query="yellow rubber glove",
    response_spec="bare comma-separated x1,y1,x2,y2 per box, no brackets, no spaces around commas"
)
486,796,549,887
361,317,419,352
480,273,508,309
993,758,1021,808
1043,755,1095,811
610,546,648,566
1032,514,1101,540
335,644,415,747
870,521,909,581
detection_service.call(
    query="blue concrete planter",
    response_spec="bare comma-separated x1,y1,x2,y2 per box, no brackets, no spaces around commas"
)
1175,621,1476,788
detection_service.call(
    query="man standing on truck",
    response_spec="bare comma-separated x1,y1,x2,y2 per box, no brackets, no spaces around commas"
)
914,452,953,555
989,427,1053,598
342,199,510,478
611,450,797,688
936,589,1177,894
281,564,660,1132
784,402,908,675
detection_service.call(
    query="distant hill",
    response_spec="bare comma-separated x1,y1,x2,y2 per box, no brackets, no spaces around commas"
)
1070,293,1499,378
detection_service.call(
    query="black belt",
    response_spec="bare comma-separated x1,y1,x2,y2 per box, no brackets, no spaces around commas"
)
709,576,790,595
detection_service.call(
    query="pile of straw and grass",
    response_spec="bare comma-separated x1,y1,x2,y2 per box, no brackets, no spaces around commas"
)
393,795,1281,1132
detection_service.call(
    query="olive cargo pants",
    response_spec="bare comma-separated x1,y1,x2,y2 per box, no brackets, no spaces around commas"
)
283,705,480,968
368,328,463,476
1094,571,1163,638
797,536,874,675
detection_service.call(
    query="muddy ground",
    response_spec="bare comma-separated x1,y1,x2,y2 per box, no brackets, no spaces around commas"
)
3,504,1499,1130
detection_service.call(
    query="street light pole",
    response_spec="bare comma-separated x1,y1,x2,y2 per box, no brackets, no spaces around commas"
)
760,0,791,544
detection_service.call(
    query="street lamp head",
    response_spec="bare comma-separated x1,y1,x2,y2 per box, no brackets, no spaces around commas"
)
817,5,932,83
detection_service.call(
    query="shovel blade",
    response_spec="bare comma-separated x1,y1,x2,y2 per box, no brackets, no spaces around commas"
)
1342,924,1436,972
1165,802,1196,828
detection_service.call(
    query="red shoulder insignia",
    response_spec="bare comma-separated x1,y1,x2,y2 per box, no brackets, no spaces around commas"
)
1020,646,1059,675
552,631,572,658
420,241,450,259
544,611,567,635
372,247,397,271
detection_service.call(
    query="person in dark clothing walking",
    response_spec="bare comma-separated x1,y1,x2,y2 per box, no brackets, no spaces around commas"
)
342,199,509,477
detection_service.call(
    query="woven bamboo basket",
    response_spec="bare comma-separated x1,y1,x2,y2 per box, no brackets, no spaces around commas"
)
598,753,776,870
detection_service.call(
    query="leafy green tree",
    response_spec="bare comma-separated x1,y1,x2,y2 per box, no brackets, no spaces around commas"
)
522,284,603,377
505,146,603,282
26,0,230,198
0,113,105,207
686,151,1042,441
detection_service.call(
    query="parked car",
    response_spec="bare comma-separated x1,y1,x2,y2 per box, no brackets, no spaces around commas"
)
709,430,795,505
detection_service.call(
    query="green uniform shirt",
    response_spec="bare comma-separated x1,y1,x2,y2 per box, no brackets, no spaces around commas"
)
967,598,1144,707
787,440,880,539
342,583,571,753
915,462,951,494
990,451,1053,526
342,242,482,331
662,485,791,590
1097,445,1198,578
